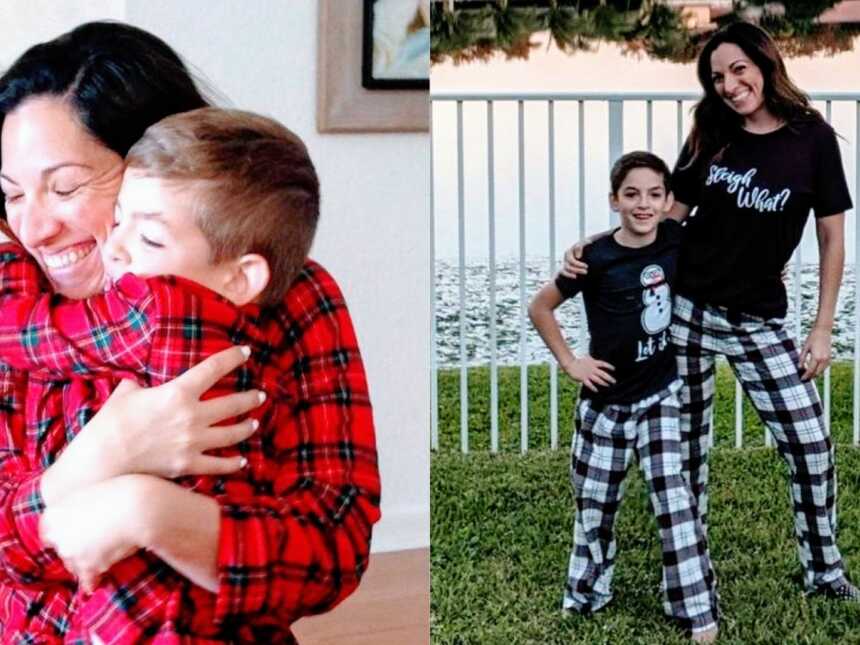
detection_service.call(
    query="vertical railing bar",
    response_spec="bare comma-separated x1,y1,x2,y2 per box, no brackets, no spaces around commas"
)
794,248,803,342
430,104,438,451
786,183,804,448
646,100,653,152
456,101,469,453
709,408,715,449
578,101,587,355
854,100,860,446
789,238,802,449
548,100,559,450
487,101,499,453
519,101,529,453
608,100,623,226
676,99,684,156
824,100,832,433
764,400,773,446
735,380,743,448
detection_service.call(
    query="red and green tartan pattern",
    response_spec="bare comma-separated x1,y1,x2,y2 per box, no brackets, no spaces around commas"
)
0,243,380,643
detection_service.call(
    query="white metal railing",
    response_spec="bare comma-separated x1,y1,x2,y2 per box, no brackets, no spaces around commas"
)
431,91,860,453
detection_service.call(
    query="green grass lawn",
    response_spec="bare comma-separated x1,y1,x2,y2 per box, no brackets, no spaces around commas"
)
431,362,860,644
435,362,857,452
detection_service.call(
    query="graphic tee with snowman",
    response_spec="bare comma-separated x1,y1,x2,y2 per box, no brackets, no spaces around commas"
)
555,220,681,405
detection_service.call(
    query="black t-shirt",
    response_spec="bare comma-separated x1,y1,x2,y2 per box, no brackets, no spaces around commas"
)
672,118,852,318
555,220,681,405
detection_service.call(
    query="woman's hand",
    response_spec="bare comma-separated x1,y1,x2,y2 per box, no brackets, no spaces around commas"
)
39,475,150,593
560,239,591,278
41,346,265,506
799,326,832,381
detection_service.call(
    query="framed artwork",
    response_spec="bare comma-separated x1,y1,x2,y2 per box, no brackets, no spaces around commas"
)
317,0,429,133
362,0,430,90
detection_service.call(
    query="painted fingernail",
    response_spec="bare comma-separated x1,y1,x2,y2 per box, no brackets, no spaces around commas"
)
240,346,251,358
250,419,259,430
258,391,267,404
239,457,248,468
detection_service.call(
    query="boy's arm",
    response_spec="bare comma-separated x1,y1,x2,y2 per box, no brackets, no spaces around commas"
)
528,282,576,370
0,241,233,382
0,241,154,377
528,282,615,392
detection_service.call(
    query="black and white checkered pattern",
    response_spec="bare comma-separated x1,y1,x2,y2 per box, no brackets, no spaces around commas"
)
564,381,719,634
672,293,844,589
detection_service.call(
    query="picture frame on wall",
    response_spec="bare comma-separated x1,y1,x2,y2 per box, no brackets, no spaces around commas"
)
317,0,429,133
362,0,430,90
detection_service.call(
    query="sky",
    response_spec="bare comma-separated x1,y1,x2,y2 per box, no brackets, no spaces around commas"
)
431,32,860,262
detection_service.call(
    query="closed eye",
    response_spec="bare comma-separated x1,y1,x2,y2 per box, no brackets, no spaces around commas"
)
52,186,80,197
141,235,164,249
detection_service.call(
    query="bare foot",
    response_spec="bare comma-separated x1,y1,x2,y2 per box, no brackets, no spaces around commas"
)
691,626,718,643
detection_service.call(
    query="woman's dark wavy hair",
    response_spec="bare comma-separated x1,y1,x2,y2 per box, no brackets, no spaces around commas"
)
0,21,210,172
686,21,821,165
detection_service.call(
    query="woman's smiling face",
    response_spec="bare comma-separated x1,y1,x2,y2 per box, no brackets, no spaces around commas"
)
709,42,767,121
1,95,124,298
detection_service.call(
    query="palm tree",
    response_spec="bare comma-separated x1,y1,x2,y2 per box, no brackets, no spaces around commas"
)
543,0,595,53
430,1,487,65
587,1,632,44
625,1,696,62
489,0,542,60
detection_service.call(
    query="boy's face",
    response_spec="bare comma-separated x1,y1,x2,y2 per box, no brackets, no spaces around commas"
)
103,170,227,293
609,167,672,237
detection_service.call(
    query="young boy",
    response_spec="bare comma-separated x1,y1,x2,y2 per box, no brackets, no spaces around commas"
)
529,151,719,642
0,108,379,643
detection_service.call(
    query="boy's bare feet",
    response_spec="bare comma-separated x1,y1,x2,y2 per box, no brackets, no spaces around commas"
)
691,626,718,643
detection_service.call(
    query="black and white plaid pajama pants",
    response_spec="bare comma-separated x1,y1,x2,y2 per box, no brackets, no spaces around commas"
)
564,380,719,634
672,293,845,590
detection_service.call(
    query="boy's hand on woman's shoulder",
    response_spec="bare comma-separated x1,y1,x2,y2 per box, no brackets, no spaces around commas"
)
561,355,615,392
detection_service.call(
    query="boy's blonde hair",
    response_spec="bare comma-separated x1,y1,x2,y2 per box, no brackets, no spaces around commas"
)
125,107,319,305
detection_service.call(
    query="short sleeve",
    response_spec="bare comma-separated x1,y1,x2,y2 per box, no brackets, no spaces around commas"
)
554,273,582,300
555,247,599,299
812,122,853,218
670,139,702,208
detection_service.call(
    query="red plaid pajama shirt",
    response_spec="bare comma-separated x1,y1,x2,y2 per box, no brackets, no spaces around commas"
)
0,242,380,643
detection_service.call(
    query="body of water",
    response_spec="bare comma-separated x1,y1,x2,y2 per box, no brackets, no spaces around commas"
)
434,260,857,367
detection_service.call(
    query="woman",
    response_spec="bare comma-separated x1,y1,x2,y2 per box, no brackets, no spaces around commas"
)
0,22,380,642
563,22,855,599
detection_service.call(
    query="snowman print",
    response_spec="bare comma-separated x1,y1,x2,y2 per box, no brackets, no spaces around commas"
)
640,264,671,335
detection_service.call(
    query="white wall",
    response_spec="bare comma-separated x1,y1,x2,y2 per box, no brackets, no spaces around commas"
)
1,1,430,552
